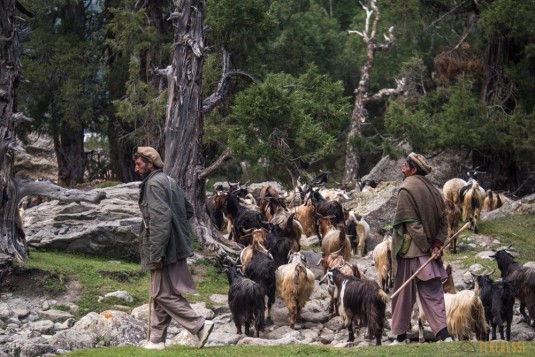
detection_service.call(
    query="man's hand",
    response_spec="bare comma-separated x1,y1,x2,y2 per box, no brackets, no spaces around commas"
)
432,240,443,260
432,246,442,260
153,261,164,270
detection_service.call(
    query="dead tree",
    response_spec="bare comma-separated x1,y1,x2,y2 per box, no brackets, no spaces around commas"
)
163,0,237,255
1,0,24,267
342,0,405,185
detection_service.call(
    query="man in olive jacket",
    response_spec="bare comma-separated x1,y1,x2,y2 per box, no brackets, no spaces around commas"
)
134,147,213,350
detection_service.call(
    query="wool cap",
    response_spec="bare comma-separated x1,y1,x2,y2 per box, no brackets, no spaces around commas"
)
407,152,432,175
137,147,164,168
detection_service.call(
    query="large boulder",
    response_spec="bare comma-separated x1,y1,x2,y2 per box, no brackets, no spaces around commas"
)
14,134,58,182
24,182,141,261
72,310,146,346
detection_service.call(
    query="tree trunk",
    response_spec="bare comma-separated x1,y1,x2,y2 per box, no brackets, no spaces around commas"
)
165,0,221,250
1,0,26,262
343,1,395,185
53,121,85,187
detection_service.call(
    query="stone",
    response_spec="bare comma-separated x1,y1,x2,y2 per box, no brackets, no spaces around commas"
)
0,303,14,322
24,183,142,261
104,291,133,303
73,310,146,346
50,329,97,351
27,320,54,334
37,309,74,323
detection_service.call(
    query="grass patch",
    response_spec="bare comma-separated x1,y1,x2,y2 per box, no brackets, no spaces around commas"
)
65,341,535,357
13,251,228,316
447,214,535,279
18,251,149,318
477,214,535,263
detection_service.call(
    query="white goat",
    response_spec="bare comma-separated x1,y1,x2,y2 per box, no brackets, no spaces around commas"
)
372,234,392,293
275,251,315,329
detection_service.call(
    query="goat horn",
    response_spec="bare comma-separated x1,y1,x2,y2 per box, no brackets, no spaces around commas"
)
316,257,324,266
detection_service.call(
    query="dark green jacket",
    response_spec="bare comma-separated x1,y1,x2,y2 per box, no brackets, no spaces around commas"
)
138,170,194,270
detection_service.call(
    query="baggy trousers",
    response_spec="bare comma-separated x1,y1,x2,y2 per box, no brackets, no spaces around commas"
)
149,260,205,343
391,256,447,337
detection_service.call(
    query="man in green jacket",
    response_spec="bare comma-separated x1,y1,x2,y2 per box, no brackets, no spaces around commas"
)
134,147,213,350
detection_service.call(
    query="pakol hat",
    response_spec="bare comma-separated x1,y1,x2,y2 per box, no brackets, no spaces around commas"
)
407,152,432,175
137,147,164,168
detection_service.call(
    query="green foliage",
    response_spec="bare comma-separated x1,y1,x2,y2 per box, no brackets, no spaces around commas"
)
18,1,102,139
385,78,535,158
226,66,350,184
478,0,535,112
206,0,274,71
266,2,349,80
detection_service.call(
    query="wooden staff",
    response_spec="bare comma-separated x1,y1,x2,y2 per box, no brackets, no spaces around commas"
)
147,274,152,341
390,222,471,300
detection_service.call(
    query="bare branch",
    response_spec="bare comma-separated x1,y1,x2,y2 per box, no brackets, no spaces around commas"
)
202,48,260,113
16,179,107,204
12,112,34,125
198,148,232,180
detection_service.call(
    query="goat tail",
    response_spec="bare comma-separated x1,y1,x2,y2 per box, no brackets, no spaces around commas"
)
294,264,306,286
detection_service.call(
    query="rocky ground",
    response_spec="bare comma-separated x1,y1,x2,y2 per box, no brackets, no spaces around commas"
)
2,233,535,357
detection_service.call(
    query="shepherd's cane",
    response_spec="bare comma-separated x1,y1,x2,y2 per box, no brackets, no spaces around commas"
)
390,222,471,300
147,273,152,341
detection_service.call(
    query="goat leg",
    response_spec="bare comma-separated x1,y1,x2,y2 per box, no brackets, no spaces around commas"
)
519,302,530,324
347,322,355,342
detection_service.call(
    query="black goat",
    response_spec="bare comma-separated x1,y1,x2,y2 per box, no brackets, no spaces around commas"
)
474,273,515,341
491,249,535,327
324,268,386,345
309,190,345,244
265,224,293,267
223,194,267,245
245,251,277,321
226,266,265,337
310,172,330,188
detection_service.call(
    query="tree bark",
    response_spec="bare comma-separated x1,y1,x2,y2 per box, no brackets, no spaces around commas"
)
165,0,234,253
54,121,85,188
1,0,24,261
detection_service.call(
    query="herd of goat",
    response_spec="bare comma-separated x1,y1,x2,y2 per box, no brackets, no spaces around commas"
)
206,172,534,345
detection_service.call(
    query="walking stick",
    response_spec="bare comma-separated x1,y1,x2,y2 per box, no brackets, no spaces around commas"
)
147,273,152,341
390,222,471,300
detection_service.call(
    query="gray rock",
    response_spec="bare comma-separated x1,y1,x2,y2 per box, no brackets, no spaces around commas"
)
191,302,215,320
37,309,74,323
27,320,54,334
476,251,495,260
24,183,142,261
73,310,146,346
104,291,133,303
204,331,242,346
209,294,228,306
50,329,97,351
511,323,535,341
0,303,14,322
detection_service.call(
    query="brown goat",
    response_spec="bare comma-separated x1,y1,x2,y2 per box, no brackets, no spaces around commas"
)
482,190,509,212
240,230,270,270
320,225,352,274
461,181,484,234
292,202,315,237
